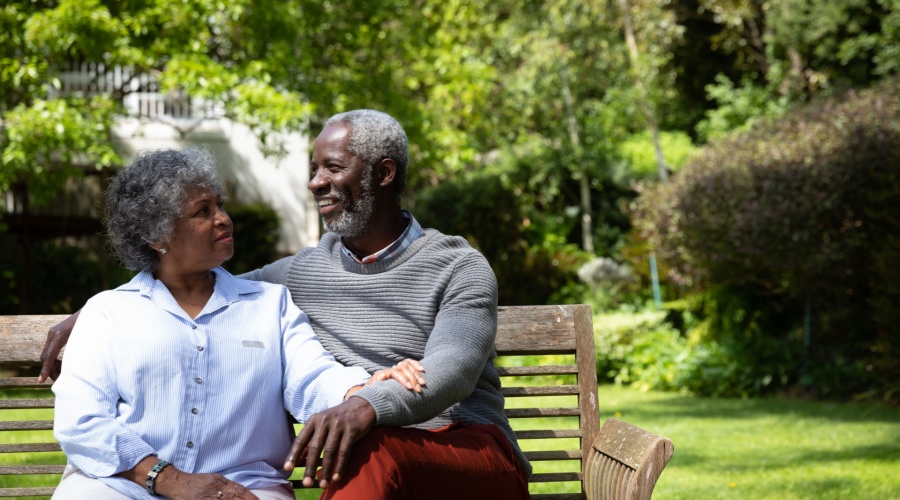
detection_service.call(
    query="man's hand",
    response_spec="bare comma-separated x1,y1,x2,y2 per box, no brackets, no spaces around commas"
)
38,310,80,382
284,397,377,489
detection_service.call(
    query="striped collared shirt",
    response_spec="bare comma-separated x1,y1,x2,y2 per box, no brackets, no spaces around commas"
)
341,210,425,264
52,267,370,498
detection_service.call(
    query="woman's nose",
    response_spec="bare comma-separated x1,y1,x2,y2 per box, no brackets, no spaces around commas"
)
215,207,232,226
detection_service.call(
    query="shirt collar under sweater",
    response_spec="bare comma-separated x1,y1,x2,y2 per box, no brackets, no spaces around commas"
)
339,210,425,264
314,227,464,276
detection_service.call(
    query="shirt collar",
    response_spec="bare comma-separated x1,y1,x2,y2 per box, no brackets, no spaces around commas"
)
118,267,262,317
340,210,425,264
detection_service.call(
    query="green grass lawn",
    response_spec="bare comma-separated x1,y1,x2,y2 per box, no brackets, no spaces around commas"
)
3,385,899,499
595,384,900,499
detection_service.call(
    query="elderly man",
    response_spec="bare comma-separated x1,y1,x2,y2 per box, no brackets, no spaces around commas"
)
40,110,531,499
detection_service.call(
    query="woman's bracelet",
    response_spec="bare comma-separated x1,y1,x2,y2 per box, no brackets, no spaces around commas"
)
145,459,170,496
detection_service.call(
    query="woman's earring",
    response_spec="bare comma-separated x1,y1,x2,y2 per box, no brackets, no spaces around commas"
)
159,248,167,255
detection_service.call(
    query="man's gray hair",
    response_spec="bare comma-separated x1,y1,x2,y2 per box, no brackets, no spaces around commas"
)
105,148,224,272
323,109,409,200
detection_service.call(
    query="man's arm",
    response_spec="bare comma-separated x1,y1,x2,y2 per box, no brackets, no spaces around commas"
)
350,251,498,426
238,250,312,284
38,310,80,382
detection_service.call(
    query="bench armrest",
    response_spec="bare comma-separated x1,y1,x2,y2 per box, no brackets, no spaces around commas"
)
583,418,674,500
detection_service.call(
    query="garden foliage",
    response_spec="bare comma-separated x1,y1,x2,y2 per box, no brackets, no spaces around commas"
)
632,78,900,400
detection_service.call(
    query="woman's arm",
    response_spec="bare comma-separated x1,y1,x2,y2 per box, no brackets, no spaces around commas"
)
52,300,158,477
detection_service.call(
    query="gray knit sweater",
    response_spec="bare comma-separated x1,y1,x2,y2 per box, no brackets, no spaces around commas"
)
243,229,530,475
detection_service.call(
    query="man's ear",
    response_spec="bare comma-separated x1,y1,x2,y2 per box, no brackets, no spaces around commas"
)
376,158,397,188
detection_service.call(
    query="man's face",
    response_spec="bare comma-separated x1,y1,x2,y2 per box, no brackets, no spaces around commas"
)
309,124,376,239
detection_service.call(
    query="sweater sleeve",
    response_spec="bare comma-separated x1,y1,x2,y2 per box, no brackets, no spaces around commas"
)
352,251,498,426
238,248,315,285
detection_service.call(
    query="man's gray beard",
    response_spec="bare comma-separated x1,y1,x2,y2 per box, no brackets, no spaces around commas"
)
322,169,376,239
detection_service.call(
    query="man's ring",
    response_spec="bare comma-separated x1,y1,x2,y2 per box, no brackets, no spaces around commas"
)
217,491,223,498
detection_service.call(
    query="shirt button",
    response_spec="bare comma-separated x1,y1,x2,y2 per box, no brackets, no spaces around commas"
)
197,346,204,351
192,324,198,330
195,377,202,384
191,408,199,415
186,441,194,448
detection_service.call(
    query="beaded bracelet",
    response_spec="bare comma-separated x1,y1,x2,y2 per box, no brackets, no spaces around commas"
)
145,459,170,496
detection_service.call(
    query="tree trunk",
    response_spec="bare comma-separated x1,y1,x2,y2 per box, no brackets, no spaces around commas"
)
618,0,668,183
561,74,594,253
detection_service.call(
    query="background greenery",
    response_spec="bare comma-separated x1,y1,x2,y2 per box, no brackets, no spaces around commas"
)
2,1,898,402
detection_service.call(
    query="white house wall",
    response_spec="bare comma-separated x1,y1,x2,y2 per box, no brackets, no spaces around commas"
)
111,117,319,254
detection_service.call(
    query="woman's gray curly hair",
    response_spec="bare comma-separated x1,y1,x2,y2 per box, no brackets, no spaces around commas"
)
323,109,409,201
105,148,224,272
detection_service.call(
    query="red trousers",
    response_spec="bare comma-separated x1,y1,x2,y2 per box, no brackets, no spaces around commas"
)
320,422,530,500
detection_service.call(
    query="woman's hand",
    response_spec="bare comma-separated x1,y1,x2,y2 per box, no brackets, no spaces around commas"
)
155,470,259,500
118,458,259,500
367,359,426,393
343,359,425,400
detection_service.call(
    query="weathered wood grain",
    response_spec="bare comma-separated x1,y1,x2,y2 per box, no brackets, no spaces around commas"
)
0,399,55,410
584,418,674,500
0,315,67,366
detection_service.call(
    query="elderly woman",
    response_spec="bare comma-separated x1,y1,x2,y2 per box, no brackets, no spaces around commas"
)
51,148,421,500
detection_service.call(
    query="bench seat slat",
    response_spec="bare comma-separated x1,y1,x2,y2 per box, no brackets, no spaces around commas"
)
0,443,61,453
506,407,580,418
514,429,582,439
0,399,55,410
502,385,579,396
0,421,54,431
495,365,578,376
0,465,65,475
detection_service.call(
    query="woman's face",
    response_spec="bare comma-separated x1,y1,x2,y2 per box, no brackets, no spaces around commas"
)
160,188,234,274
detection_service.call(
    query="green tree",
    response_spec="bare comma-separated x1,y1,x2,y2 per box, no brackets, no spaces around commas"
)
1,0,310,207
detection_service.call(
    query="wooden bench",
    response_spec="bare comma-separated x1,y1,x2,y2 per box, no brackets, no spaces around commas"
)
0,305,672,499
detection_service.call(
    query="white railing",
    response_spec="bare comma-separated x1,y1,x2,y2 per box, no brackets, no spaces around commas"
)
51,61,223,120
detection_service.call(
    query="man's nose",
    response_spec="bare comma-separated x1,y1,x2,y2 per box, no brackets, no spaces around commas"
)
308,169,328,191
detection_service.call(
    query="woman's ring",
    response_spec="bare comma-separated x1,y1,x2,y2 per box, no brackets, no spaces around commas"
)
217,491,223,498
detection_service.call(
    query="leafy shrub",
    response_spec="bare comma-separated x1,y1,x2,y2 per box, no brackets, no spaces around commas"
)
0,237,132,314
594,306,806,397
413,171,588,305
632,78,900,401
617,129,699,179
594,310,686,391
